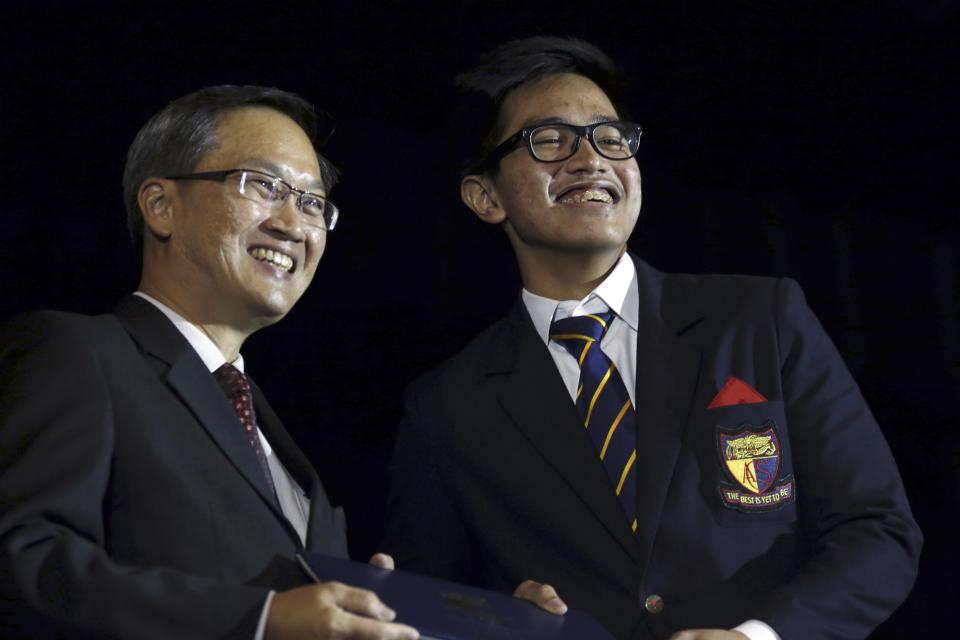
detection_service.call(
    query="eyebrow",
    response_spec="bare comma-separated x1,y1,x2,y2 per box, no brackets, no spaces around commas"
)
518,112,619,129
243,160,325,192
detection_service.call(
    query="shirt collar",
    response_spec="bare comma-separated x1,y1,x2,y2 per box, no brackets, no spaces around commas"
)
521,252,639,346
133,292,244,373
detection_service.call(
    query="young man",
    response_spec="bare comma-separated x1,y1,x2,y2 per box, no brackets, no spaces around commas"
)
384,38,921,640
0,86,418,640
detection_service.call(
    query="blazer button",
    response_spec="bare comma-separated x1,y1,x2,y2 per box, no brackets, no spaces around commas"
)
644,594,664,614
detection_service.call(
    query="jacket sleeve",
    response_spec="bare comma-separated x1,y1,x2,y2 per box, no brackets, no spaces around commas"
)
381,377,481,584
756,279,922,637
0,313,268,640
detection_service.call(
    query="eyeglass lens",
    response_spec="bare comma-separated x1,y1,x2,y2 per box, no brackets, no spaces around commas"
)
237,171,335,230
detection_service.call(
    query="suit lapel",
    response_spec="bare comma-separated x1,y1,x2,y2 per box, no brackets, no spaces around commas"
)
489,302,642,560
250,380,315,493
629,256,703,576
114,296,285,521
249,380,334,547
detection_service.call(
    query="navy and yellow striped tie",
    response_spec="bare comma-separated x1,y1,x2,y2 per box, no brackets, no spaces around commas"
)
550,311,638,533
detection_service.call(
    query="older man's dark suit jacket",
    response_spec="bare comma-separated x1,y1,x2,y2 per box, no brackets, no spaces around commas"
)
384,255,922,640
0,296,347,639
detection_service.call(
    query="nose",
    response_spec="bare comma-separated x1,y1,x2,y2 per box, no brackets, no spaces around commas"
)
565,135,607,173
263,195,306,242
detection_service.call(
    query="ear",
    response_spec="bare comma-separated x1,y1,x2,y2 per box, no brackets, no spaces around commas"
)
138,178,175,240
460,174,506,225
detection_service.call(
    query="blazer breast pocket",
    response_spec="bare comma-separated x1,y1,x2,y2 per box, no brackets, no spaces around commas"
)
700,400,798,527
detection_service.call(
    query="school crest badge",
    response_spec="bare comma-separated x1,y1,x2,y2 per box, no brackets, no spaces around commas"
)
717,421,794,512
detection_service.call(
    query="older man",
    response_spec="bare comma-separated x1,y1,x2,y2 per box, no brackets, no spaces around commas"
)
384,38,921,640
0,86,417,640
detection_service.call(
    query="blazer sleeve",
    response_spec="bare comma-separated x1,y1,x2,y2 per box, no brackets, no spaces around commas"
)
381,376,481,583
755,279,922,637
0,313,268,640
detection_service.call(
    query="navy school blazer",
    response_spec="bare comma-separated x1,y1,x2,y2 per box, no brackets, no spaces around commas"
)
384,255,921,640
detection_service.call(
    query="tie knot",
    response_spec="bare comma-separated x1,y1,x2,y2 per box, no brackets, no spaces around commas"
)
214,363,250,398
549,311,614,347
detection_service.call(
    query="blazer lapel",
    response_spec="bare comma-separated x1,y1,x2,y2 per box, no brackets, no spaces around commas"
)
114,296,285,519
250,380,315,493
489,301,641,561
249,381,336,548
629,256,704,576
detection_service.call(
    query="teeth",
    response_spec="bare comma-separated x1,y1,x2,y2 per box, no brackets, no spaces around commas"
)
249,247,294,272
559,188,613,204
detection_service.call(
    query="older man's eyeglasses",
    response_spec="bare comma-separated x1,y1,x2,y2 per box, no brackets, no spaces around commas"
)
484,121,642,169
165,168,339,232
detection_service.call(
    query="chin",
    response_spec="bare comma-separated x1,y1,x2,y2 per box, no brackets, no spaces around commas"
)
247,294,299,326
557,230,632,253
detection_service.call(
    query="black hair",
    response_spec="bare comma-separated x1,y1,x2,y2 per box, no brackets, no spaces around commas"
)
455,36,623,174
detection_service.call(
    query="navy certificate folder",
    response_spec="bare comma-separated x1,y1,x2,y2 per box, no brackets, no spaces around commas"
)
297,552,614,640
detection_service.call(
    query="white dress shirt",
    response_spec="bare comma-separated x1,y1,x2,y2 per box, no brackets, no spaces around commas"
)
522,251,639,405
133,292,309,639
519,255,780,640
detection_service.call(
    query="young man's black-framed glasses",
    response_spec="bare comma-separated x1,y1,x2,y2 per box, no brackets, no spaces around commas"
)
483,121,642,170
165,168,339,231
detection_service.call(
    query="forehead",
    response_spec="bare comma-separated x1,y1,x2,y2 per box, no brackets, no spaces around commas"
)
497,73,619,138
198,107,322,185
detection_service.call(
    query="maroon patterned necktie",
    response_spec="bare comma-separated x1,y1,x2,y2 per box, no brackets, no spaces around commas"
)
214,363,277,496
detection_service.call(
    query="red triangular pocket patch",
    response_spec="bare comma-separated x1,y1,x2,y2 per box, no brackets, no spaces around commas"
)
707,375,768,409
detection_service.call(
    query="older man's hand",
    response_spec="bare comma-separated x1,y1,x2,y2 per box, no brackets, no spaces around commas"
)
265,552,417,639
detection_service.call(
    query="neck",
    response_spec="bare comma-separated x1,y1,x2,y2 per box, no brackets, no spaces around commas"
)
516,245,626,300
138,277,252,362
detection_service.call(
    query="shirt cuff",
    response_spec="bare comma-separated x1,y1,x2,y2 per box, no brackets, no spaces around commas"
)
254,590,276,640
733,619,781,640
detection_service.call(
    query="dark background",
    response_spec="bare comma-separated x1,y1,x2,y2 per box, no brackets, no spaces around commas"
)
1,1,956,635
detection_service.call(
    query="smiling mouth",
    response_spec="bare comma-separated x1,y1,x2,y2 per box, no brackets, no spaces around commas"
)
557,188,616,205
249,247,295,273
